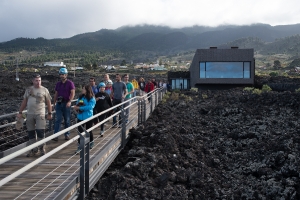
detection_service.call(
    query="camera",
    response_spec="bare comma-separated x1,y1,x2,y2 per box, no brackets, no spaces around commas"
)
76,100,84,113
57,96,63,103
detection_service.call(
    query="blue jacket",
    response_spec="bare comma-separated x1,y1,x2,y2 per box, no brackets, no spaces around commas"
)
76,96,96,121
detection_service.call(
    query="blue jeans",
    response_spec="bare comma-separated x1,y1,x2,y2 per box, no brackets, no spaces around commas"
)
54,102,71,136
133,90,137,102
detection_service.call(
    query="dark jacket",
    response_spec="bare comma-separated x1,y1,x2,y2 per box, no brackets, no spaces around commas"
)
138,81,146,91
95,91,113,112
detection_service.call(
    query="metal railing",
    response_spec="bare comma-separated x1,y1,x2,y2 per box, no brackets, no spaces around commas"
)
0,87,166,199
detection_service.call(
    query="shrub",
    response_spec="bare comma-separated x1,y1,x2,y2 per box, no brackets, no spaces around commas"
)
295,88,300,93
190,87,198,92
269,71,279,77
252,88,262,95
282,72,289,77
243,87,254,91
202,94,208,99
173,89,180,93
261,84,272,92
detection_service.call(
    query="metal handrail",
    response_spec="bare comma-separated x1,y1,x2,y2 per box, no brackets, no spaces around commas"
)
0,87,165,195
0,99,78,120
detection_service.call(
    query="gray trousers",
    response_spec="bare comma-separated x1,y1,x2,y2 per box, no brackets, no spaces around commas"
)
28,129,45,152
124,97,131,122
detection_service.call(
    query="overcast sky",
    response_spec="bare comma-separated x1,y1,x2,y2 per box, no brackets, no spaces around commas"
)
0,0,299,43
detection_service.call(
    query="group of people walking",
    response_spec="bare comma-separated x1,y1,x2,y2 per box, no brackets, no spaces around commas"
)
16,68,166,157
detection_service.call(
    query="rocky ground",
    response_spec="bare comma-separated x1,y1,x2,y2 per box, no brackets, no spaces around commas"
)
1,71,300,199
87,81,300,199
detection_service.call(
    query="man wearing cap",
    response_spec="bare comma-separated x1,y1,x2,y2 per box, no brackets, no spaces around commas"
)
53,68,75,141
17,74,52,157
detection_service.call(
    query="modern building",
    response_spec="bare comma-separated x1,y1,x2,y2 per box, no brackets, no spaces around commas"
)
190,47,255,89
168,47,255,90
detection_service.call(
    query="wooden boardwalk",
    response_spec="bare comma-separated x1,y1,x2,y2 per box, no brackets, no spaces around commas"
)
0,91,160,200
0,101,150,200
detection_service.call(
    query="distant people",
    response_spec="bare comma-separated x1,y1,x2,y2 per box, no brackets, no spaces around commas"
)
103,74,112,85
144,78,155,103
152,78,157,89
138,77,145,96
111,74,127,127
163,81,167,93
89,77,99,95
104,79,113,123
167,81,171,92
17,74,52,157
95,82,113,136
90,77,99,124
105,80,113,96
123,74,134,123
53,68,75,141
158,80,164,88
74,85,96,153
131,77,139,100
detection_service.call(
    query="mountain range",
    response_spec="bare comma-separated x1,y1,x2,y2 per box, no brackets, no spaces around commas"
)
1,23,300,56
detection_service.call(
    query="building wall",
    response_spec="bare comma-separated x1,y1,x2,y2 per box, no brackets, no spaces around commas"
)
189,48,255,88
44,62,65,67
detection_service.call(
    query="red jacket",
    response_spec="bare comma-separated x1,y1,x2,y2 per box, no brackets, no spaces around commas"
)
144,82,154,93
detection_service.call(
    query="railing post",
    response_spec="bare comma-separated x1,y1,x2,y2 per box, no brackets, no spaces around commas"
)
138,99,141,125
150,93,153,113
120,108,126,149
155,90,158,106
143,98,147,122
79,128,90,200
160,89,162,101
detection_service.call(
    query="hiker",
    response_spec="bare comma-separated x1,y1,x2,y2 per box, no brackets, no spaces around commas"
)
111,74,127,127
17,74,52,157
53,68,75,141
123,74,134,123
95,82,113,136
74,85,96,153
144,78,155,103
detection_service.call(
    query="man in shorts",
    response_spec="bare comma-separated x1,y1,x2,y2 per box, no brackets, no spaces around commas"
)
17,74,52,157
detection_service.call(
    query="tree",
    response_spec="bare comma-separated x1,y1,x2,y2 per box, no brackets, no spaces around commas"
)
273,60,281,70
120,60,126,66
84,64,92,70
92,63,98,71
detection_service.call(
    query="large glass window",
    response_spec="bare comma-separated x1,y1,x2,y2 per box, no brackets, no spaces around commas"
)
199,62,251,78
200,62,206,78
244,62,250,78
171,79,189,89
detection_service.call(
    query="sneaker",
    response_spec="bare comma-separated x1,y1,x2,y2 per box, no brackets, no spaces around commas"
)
112,123,117,128
118,125,122,128
75,146,81,154
65,135,70,140
26,150,37,157
100,130,104,136
90,141,94,149
40,149,46,156
52,137,58,141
